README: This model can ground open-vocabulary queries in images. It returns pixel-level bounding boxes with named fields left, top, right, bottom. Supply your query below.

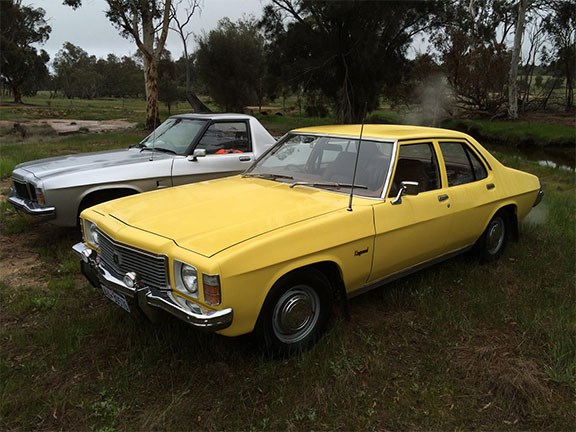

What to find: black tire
left=256, top=268, right=332, bottom=357
left=476, top=212, right=508, bottom=262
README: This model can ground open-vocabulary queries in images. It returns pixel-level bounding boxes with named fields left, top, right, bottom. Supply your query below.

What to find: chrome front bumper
left=72, top=242, right=233, bottom=331
left=7, top=193, right=56, bottom=217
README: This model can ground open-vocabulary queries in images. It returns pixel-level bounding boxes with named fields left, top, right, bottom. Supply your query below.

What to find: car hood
left=100, top=176, right=351, bottom=257
left=15, top=148, right=171, bottom=181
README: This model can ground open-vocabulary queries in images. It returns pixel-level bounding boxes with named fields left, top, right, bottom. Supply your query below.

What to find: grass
left=0, top=96, right=574, bottom=430
left=443, top=118, right=575, bottom=148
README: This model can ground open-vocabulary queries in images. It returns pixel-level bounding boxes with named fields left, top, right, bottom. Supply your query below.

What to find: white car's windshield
left=246, top=133, right=394, bottom=198
left=138, top=118, right=207, bottom=155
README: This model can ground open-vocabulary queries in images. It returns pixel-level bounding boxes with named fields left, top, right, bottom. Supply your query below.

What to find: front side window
left=388, top=142, right=440, bottom=197
left=195, top=122, right=251, bottom=154
left=247, top=134, right=394, bottom=198
left=139, top=118, right=207, bottom=155
left=440, top=141, right=487, bottom=186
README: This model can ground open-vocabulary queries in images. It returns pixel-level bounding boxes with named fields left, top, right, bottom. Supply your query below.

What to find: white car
left=8, top=113, right=276, bottom=227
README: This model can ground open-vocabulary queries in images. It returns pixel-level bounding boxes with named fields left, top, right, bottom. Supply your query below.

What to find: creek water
left=486, top=143, right=575, bottom=171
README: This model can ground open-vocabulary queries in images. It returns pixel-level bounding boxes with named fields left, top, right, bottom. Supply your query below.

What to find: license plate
left=102, top=286, right=130, bottom=313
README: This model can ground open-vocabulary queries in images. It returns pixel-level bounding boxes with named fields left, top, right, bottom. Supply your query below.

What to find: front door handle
left=438, top=194, right=449, bottom=202
left=239, top=156, right=252, bottom=162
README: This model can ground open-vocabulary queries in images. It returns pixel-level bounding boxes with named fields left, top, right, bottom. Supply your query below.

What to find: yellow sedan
left=74, top=124, right=543, bottom=356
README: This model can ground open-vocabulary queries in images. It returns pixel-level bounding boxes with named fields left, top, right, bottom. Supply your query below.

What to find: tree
left=158, top=51, right=182, bottom=114
left=53, top=42, right=100, bottom=99
left=508, top=0, right=530, bottom=119
left=431, top=0, right=516, bottom=115
left=261, top=0, right=441, bottom=123
left=0, top=0, right=51, bottom=103
left=542, top=0, right=576, bottom=111
left=170, top=0, right=200, bottom=93
left=195, top=17, right=266, bottom=112
left=95, top=54, right=144, bottom=98
left=64, top=0, right=174, bottom=129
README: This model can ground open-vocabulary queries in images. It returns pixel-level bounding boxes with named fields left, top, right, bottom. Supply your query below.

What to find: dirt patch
left=0, top=179, right=45, bottom=289
left=0, top=119, right=138, bottom=135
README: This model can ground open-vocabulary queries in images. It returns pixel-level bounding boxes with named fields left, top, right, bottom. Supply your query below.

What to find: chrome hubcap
left=486, top=217, right=505, bottom=255
left=273, top=285, right=320, bottom=344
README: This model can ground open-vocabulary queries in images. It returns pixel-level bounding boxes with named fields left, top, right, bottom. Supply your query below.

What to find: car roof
left=291, top=124, right=471, bottom=141
left=171, top=113, right=255, bottom=120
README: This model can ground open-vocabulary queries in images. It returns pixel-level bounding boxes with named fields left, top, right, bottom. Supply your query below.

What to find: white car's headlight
left=176, top=261, right=199, bottom=297
left=84, top=220, right=100, bottom=248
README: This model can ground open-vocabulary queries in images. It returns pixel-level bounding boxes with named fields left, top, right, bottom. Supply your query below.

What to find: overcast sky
left=34, top=0, right=266, bottom=61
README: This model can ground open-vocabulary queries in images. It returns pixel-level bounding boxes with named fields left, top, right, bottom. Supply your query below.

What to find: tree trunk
left=12, top=86, right=23, bottom=104
left=143, top=57, right=161, bottom=130
left=508, top=0, right=528, bottom=120
left=185, top=91, right=212, bottom=113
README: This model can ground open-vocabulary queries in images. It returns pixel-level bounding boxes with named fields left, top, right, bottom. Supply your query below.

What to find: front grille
left=12, top=179, right=35, bottom=201
left=97, top=230, right=169, bottom=291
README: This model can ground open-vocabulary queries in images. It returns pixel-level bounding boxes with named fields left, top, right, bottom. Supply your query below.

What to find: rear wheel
left=256, top=268, right=332, bottom=357
left=476, top=212, right=508, bottom=262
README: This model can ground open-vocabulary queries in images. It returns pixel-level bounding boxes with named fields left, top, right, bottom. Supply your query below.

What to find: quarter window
left=440, top=142, right=487, bottom=186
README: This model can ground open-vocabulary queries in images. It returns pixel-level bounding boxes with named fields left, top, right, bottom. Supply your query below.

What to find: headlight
left=84, top=220, right=100, bottom=248
left=177, top=262, right=198, bottom=296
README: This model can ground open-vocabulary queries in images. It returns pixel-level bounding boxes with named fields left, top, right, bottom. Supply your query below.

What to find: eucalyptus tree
left=508, top=0, right=530, bottom=119
left=261, top=0, right=442, bottom=123
left=542, top=0, right=576, bottom=111
left=431, top=0, right=517, bottom=115
left=0, top=0, right=51, bottom=103
left=64, top=0, right=176, bottom=129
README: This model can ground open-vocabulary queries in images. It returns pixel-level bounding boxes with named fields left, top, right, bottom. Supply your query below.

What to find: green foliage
left=196, top=17, right=267, bottom=112
left=261, top=1, right=443, bottom=123
left=0, top=0, right=51, bottom=103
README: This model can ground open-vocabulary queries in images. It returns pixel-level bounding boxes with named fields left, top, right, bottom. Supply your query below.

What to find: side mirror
left=188, top=148, right=207, bottom=161
left=391, top=181, right=419, bottom=205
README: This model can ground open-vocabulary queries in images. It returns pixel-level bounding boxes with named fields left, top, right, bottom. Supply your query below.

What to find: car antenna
left=347, top=103, right=367, bottom=212
left=150, top=112, right=158, bottom=160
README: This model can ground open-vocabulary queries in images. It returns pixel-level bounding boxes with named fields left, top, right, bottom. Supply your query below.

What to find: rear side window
left=196, top=122, right=251, bottom=154
left=440, top=142, right=488, bottom=186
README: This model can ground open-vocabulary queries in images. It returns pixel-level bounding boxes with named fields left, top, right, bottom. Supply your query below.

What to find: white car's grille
left=97, top=230, right=169, bottom=291
left=12, top=178, right=36, bottom=201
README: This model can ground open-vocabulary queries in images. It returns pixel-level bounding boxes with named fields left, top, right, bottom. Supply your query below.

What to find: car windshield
left=138, top=118, right=207, bottom=155
left=246, top=133, right=394, bottom=198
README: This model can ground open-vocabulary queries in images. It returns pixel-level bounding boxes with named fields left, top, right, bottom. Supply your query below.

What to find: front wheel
left=476, top=212, right=508, bottom=262
left=256, top=269, right=332, bottom=357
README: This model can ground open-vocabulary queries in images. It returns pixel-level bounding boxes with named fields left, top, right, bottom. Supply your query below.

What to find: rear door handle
left=438, top=194, right=449, bottom=202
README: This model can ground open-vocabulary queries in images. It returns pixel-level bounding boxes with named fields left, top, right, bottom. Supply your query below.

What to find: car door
left=437, top=140, right=495, bottom=251
left=171, top=120, right=255, bottom=186
left=369, top=141, right=454, bottom=282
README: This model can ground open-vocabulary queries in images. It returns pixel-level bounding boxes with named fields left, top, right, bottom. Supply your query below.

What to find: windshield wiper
left=139, top=146, right=176, bottom=154
left=289, top=181, right=368, bottom=190
left=242, top=173, right=294, bottom=181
